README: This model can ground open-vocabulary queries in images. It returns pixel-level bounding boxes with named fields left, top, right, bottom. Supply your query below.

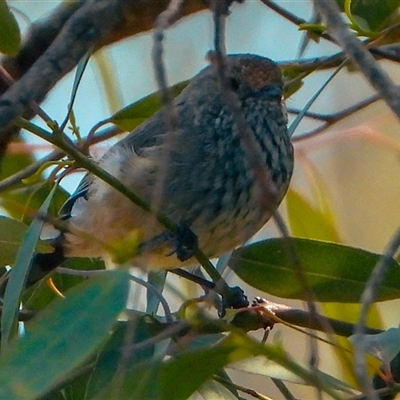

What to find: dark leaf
left=229, top=238, right=400, bottom=302
left=0, top=269, right=130, bottom=400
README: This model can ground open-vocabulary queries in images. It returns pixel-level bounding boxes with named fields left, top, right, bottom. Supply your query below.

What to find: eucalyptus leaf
left=336, top=0, right=399, bottom=30
left=22, top=257, right=106, bottom=312
left=0, top=269, right=130, bottom=400
left=0, top=216, right=51, bottom=267
left=0, top=0, right=20, bottom=55
left=85, top=315, right=161, bottom=399
left=229, top=356, right=354, bottom=393
left=1, top=185, right=57, bottom=351
left=229, top=238, right=400, bottom=302
left=111, top=81, right=188, bottom=131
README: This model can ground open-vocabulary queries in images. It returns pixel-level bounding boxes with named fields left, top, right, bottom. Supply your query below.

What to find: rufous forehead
left=240, top=60, right=282, bottom=89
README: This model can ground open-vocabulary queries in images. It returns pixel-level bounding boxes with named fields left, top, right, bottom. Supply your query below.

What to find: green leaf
left=1, top=185, right=57, bottom=351
left=286, top=189, right=383, bottom=385
left=282, top=66, right=306, bottom=98
left=98, top=331, right=343, bottom=400
left=98, top=336, right=241, bottom=400
left=336, top=0, right=400, bottom=31
left=0, top=269, right=130, bottom=400
left=220, top=333, right=342, bottom=400
left=0, top=0, right=20, bottom=55
left=159, top=346, right=236, bottom=400
left=85, top=315, right=160, bottom=399
left=229, top=238, right=400, bottom=302
left=22, top=257, right=106, bottom=312
left=0, top=139, right=38, bottom=220
left=111, top=81, right=188, bottom=131
left=229, top=356, right=354, bottom=393
left=1, top=182, right=70, bottom=225
left=196, top=380, right=239, bottom=400
left=0, top=216, right=51, bottom=266
left=286, top=189, right=340, bottom=242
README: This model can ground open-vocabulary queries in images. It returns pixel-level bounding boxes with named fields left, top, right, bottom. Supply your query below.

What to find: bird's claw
left=168, top=224, right=198, bottom=261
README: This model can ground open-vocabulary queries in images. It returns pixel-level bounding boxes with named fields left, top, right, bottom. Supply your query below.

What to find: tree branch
left=314, top=0, right=400, bottom=122
left=0, top=0, right=207, bottom=159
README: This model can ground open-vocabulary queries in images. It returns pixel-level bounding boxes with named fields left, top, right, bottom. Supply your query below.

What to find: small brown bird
left=28, top=53, right=294, bottom=285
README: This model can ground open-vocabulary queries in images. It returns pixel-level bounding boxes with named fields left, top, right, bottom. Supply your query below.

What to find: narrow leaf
left=286, top=188, right=383, bottom=384
left=229, top=238, right=400, bottom=302
left=111, top=81, right=188, bottom=131
left=0, top=0, right=20, bottom=55
left=229, top=356, right=354, bottom=393
left=0, top=216, right=51, bottom=266
left=22, top=257, right=106, bottom=312
left=336, top=0, right=399, bottom=30
left=1, top=184, right=57, bottom=351
left=85, top=316, right=159, bottom=399
left=0, top=269, right=129, bottom=400
left=286, top=189, right=340, bottom=242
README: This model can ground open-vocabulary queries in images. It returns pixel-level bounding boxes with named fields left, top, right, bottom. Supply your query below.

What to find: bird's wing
left=117, top=108, right=168, bottom=153
left=58, top=108, right=168, bottom=220
left=59, top=173, right=93, bottom=220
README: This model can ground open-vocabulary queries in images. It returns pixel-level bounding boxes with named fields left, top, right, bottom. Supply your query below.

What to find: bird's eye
left=261, top=85, right=282, bottom=100
left=228, top=78, right=240, bottom=91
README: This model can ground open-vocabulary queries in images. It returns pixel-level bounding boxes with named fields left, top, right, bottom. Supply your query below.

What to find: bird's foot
left=140, top=224, right=198, bottom=262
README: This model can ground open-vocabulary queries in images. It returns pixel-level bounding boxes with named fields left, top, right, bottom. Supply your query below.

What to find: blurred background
left=5, top=0, right=400, bottom=398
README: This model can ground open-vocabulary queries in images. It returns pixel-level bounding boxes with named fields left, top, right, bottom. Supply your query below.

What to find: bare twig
left=210, top=5, right=279, bottom=225
left=260, top=0, right=335, bottom=43
left=124, top=320, right=189, bottom=354
left=0, top=124, right=122, bottom=192
left=353, top=228, right=400, bottom=400
left=314, top=0, right=400, bottom=122
left=149, top=0, right=233, bottom=292
left=0, top=306, right=36, bottom=322
left=0, top=0, right=207, bottom=158
left=129, top=274, right=173, bottom=323
left=254, top=298, right=382, bottom=338
left=213, top=374, right=274, bottom=400
left=291, top=93, right=380, bottom=141
left=151, top=0, right=184, bottom=227
left=56, top=266, right=173, bottom=321
left=271, top=379, right=297, bottom=400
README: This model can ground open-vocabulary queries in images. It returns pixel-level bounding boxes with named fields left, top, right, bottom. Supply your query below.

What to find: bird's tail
left=26, top=241, right=65, bottom=286
left=0, top=238, right=65, bottom=298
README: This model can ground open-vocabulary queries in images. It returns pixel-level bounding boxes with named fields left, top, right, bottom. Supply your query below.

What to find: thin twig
left=291, top=93, right=380, bottom=142
left=150, top=0, right=232, bottom=293
left=0, top=124, right=123, bottom=192
left=124, top=320, right=188, bottom=354
left=151, top=0, right=186, bottom=256
left=57, top=266, right=173, bottom=321
left=254, top=298, right=382, bottom=338
left=314, top=0, right=400, bottom=121
left=353, top=228, right=400, bottom=400
left=213, top=374, right=274, bottom=400
left=211, top=4, right=280, bottom=228
left=55, top=267, right=106, bottom=277
left=260, top=0, right=335, bottom=43
left=129, top=274, right=173, bottom=323
left=271, top=378, right=297, bottom=400
left=349, top=384, right=400, bottom=400
left=271, top=213, right=322, bottom=396
left=0, top=306, right=36, bottom=322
